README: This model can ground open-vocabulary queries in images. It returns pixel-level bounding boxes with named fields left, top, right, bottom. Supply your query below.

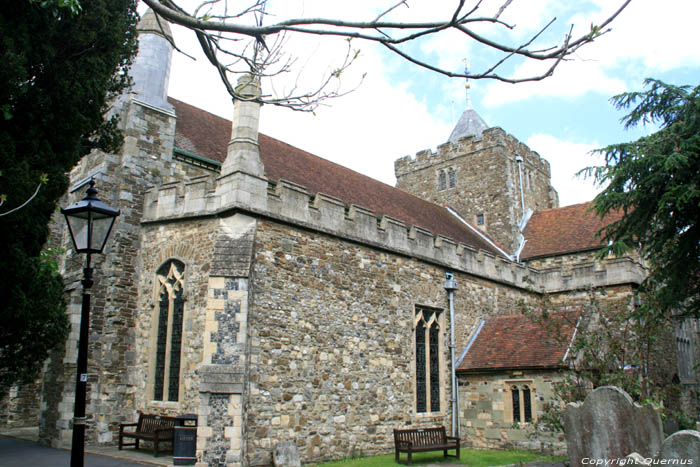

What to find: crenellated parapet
left=395, top=126, right=551, bottom=178
left=141, top=173, right=645, bottom=294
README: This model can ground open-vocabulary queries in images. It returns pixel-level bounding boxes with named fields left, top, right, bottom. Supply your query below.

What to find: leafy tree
left=0, top=0, right=138, bottom=391
left=582, top=79, right=700, bottom=318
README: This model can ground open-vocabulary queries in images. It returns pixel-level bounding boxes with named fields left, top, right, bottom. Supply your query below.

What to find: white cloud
left=526, top=133, right=604, bottom=207
left=482, top=57, right=627, bottom=107
left=482, top=0, right=700, bottom=107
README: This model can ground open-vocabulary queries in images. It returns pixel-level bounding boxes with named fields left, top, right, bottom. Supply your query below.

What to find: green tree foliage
left=582, top=79, right=700, bottom=317
left=0, top=0, right=138, bottom=391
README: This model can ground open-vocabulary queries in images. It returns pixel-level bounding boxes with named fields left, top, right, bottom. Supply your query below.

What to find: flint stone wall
left=563, top=386, right=663, bottom=466
left=245, top=218, right=539, bottom=465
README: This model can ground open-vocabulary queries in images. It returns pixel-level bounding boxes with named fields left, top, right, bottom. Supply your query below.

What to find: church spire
left=447, top=60, right=488, bottom=144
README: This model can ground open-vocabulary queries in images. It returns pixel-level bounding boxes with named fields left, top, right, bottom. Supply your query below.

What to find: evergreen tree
left=0, top=0, right=138, bottom=390
left=584, top=79, right=700, bottom=318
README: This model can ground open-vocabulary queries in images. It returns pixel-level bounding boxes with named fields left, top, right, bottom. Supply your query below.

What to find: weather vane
left=463, top=58, right=472, bottom=109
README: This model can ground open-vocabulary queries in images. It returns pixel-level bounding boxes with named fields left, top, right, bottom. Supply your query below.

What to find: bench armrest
left=445, top=436, right=459, bottom=442
left=119, top=423, right=138, bottom=436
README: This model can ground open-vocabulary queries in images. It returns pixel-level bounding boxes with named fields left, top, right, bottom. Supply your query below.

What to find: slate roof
left=521, top=202, right=623, bottom=260
left=168, top=97, right=504, bottom=257
left=448, top=108, right=489, bottom=144
left=457, top=311, right=579, bottom=373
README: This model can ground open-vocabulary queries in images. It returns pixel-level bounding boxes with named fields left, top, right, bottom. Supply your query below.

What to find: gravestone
left=563, top=386, right=663, bottom=466
left=657, top=430, right=700, bottom=461
left=273, top=441, right=301, bottom=467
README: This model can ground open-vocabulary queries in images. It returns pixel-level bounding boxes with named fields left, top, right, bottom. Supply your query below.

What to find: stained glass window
left=429, top=322, right=440, bottom=412
left=512, top=386, right=521, bottom=422
left=523, top=386, right=532, bottom=422
left=415, top=307, right=442, bottom=413
left=153, top=259, right=185, bottom=402
left=415, top=321, right=427, bottom=413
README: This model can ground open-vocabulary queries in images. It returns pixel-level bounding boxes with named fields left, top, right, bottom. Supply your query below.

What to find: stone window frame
left=505, top=380, right=536, bottom=424
left=413, top=305, right=446, bottom=416
left=476, top=213, right=485, bottom=226
left=147, top=258, right=188, bottom=406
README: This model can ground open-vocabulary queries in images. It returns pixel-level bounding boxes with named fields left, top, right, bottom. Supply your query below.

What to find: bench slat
left=393, top=426, right=459, bottom=466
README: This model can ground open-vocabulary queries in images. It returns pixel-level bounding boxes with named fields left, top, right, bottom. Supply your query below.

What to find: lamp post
left=61, top=179, right=120, bottom=467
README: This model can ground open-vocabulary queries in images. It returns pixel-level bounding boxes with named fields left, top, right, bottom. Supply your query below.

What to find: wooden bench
left=119, top=412, right=178, bottom=457
left=393, top=426, right=460, bottom=465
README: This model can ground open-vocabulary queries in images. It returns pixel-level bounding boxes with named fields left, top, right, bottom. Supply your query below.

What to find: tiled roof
left=457, top=311, right=579, bottom=372
left=521, top=202, right=623, bottom=260
left=168, top=97, right=503, bottom=256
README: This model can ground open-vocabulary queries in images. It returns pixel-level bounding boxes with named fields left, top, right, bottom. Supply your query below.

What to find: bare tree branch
left=141, top=0, right=633, bottom=111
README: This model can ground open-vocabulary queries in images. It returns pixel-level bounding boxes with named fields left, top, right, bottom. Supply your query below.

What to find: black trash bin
left=174, top=413, right=198, bottom=466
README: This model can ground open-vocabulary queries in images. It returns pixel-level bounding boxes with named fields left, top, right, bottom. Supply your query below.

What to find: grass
left=307, top=448, right=565, bottom=467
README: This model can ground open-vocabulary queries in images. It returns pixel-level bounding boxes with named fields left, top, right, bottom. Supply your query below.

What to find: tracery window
left=415, top=307, right=442, bottom=413
left=509, top=383, right=534, bottom=423
left=153, top=259, right=185, bottom=402
left=438, top=170, right=447, bottom=191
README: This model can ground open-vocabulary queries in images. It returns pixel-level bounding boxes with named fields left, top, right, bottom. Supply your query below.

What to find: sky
left=157, top=0, right=700, bottom=207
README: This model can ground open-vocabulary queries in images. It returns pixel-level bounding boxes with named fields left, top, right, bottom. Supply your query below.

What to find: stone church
left=2, top=9, right=674, bottom=466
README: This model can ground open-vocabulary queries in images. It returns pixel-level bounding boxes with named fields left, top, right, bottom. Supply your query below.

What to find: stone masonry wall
left=133, top=218, right=219, bottom=418
left=458, top=370, right=567, bottom=455
left=244, top=218, right=541, bottom=465
left=1, top=380, right=43, bottom=427
left=40, top=98, right=212, bottom=448
left=395, top=128, right=558, bottom=252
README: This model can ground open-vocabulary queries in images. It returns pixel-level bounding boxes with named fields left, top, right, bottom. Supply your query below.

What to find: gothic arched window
left=448, top=168, right=456, bottom=188
left=415, top=307, right=442, bottom=413
left=153, top=259, right=185, bottom=402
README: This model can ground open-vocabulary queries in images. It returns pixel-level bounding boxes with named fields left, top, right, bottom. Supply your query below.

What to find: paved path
left=0, top=436, right=155, bottom=467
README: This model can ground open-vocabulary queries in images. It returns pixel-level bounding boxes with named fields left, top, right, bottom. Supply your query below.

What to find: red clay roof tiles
left=521, top=202, right=623, bottom=260
left=168, top=97, right=504, bottom=256
left=457, top=310, right=579, bottom=372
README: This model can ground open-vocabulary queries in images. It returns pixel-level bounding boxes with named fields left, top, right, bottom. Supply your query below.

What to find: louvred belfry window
left=153, top=259, right=185, bottom=402
left=438, top=171, right=447, bottom=190
left=415, top=307, right=442, bottom=413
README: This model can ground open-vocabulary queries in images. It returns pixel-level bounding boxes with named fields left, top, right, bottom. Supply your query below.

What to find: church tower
left=395, top=89, right=558, bottom=253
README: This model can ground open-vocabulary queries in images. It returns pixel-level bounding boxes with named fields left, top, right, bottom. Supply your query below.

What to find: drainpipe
left=515, top=155, right=526, bottom=220
left=444, top=273, right=459, bottom=438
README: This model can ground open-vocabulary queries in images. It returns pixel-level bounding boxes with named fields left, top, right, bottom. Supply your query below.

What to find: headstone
left=657, top=430, right=700, bottom=462
left=563, top=386, right=663, bottom=466
left=273, top=441, right=301, bottom=467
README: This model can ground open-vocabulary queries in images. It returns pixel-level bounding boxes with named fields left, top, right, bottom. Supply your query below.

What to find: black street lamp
left=61, top=179, right=119, bottom=467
